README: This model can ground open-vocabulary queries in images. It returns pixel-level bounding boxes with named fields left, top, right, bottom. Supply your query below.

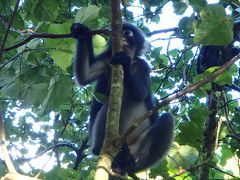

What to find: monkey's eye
left=123, top=30, right=134, bottom=37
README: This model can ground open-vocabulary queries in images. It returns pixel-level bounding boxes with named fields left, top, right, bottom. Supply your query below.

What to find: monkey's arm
left=124, top=62, right=150, bottom=101
left=110, top=52, right=150, bottom=101
left=75, top=40, right=108, bottom=85
left=71, top=23, right=109, bottom=85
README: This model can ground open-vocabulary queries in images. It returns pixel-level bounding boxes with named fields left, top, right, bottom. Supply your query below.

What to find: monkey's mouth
left=122, top=39, right=134, bottom=49
left=122, top=38, right=129, bottom=46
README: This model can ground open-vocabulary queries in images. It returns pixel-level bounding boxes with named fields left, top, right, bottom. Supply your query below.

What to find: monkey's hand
left=110, top=52, right=131, bottom=71
left=71, top=23, right=91, bottom=39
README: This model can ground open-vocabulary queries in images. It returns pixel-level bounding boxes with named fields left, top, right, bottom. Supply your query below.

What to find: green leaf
left=99, top=6, right=111, bottom=21
left=220, top=144, right=234, bottom=166
left=153, top=15, right=160, bottom=24
left=163, top=78, right=174, bottom=89
left=149, top=159, right=169, bottom=178
left=44, top=167, right=80, bottom=180
left=93, top=35, right=107, bottom=55
left=230, top=64, right=238, bottom=75
left=24, top=0, right=59, bottom=22
left=205, top=66, right=219, bottom=73
left=194, top=88, right=208, bottom=97
left=205, top=67, right=232, bottom=86
left=75, top=5, right=100, bottom=28
left=228, top=98, right=239, bottom=111
left=178, top=16, right=195, bottom=37
left=158, top=54, right=169, bottom=67
left=189, top=0, right=205, bottom=11
left=171, top=145, right=199, bottom=168
left=41, top=75, right=73, bottom=113
left=169, top=49, right=179, bottom=58
left=177, top=107, right=209, bottom=149
left=48, top=22, right=71, bottom=34
left=194, top=4, right=233, bottom=45
left=12, top=13, right=24, bottom=29
left=143, top=0, right=165, bottom=6
left=173, top=1, right=188, bottom=15
left=93, top=92, right=108, bottom=104
left=214, top=71, right=232, bottom=86
left=50, top=51, right=73, bottom=71
left=194, top=74, right=212, bottom=91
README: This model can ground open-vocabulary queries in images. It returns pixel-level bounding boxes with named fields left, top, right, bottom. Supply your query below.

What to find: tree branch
left=221, top=91, right=240, bottom=141
left=0, top=107, right=17, bottom=174
left=199, top=92, right=218, bottom=179
left=2, top=26, right=179, bottom=53
left=0, top=0, right=20, bottom=61
left=122, top=54, right=240, bottom=143
left=0, top=106, right=40, bottom=179
left=3, top=33, right=72, bottom=52
left=146, top=27, right=178, bottom=36
left=20, top=142, right=80, bottom=161
left=3, top=29, right=110, bottom=52
left=94, top=1, right=123, bottom=180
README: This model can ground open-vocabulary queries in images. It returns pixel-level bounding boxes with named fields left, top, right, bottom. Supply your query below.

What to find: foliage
left=0, top=0, right=240, bottom=179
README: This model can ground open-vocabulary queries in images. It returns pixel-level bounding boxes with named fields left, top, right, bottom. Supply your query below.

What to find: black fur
left=197, top=45, right=239, bottom=74
left=71, top=22, right=175, bottom=174
left=196, top=44, right=240, bottom=92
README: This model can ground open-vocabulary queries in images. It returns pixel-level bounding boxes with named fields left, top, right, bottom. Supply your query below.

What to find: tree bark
left=199, top=92, right=218, bottom=179
left=94, top=1, right=123, bottom=179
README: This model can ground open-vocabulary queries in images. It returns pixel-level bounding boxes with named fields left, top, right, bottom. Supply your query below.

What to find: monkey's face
left=121, top=23, right=145, bottom=58
left=122, top=29, right=139, bottom=59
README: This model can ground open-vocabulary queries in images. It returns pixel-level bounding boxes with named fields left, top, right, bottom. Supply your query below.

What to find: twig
left=164, top=161, right=236, bottom=179
left=3, top=26, right=180, bottom=53
left=164, top=163, right=203, bottom=180
left=146, top=27, right=178, bottom=36
left=3, top=33, right=72, bottom=52
left=199, top=92, right=218, bottom=179
left=0, top=106, right=40, bottom=179
left=0, top=0, right=20, bottom=61
left=20, top=142, right=79, bottom=161
left=206, top=163, right=236, bottom=178
left=0, top=107, right=16, bottom=173
left=214, top=117, right=223, bottom=150
left=3, top=29, right=110, bottom=52
left=122, top=54, right=240, bottom=143
left=221, top=91, right=240, bottom=141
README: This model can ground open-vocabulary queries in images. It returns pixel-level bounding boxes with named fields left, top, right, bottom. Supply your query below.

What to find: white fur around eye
left=123, top=30, right=134, bottom=37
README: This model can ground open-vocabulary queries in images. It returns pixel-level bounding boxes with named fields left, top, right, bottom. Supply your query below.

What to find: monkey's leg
left=130, top=113, right=175, bottom=172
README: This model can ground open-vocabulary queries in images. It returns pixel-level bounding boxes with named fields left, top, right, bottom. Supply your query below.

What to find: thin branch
left=0, top=107, right=17, bottom=173
left=199, top=92, right=218, bottom=179
left=146, top=27, right=178, bottom=36
left=164, top=161, right=236, bottom=180
left=0, top=0, right=20, bottom=61
left=3, top=26, right=179, bottom=53
left=20, top=142, right=79, bottom=161
left=0, top=106, right=40, bottom=179
left=3, top=29, right=110, bottom=52
left=214, top=117, right=223, bottom=150
left=164, top=163, right=203, bottom=180
left=73, top=137, right=89, bottom=170
left=221, top=91, right=240, bottom=141
left=3, top=33, right=72, bottom=52
left=122, top=54, right=240, bottom=143
left=206, top=163, right=236, bottom=178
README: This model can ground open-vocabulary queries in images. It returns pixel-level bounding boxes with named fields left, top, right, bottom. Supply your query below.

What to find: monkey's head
left=121, top=22, right=146, bottom=58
